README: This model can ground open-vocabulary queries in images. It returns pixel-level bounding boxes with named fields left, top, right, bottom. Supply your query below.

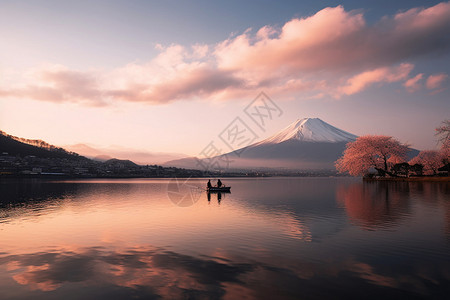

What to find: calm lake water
left=0, top=177, right=449, bottom=299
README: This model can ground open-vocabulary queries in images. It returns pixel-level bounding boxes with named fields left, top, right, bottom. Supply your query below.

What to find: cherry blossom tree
left=436, top=120, right=450, bottom=143
left=436, top=120, right=450, bottom=168
left=335, top=135, right=409, bottom=176
left=409, top=150, right=443, bottom=175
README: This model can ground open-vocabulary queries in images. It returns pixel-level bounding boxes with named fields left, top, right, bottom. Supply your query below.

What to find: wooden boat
left=207, top=186, right=231, bottom=193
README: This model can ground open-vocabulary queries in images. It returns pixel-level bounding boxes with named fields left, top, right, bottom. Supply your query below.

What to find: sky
left=0, top=0, right=449, bottom=158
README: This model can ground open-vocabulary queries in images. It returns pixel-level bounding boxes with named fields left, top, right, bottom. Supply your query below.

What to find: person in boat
left=217, top=179, right=222, bottom=188
left=207, top=180, right=212, bottom=189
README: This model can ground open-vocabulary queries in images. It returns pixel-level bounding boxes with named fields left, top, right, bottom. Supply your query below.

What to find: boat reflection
left=207, top=190, right=230, bottom=204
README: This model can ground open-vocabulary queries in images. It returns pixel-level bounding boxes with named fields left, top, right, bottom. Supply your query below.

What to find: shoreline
left=0, top=174, right=350, bottom=180
left=363, top=177, right=450, bottom=182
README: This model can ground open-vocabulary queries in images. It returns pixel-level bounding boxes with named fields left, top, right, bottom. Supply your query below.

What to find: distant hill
left=64, top=143, right=187, bottom=165
left=104, top=158, right=139, bottom=168
left=0, top=130, right=211, bottom=178
left=0, top=130, right=88, bottom=160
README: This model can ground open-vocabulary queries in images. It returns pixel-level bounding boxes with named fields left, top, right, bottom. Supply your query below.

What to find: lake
left=0, top=177, right=449, bottom=299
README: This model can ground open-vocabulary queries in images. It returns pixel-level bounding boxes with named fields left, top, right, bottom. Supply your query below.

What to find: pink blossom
left=335, top=135, right=409, bottom=176
left=409, top=150, right=444, bottom=175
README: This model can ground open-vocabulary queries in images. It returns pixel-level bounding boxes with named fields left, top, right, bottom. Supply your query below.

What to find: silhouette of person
left=207, top=179, right=212, bottom=189
left=217, top=179, right=222, bottom=188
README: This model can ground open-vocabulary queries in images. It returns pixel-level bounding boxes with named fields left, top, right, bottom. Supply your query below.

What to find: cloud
left=0, top=66, right=106, bottom=107
left=1, top=2, right=450, bottom=106
left=426, top=73, right=448, bottom=90
left=108, top=67, right=245, bottom=104
left=403, top=73, right=424, bottom=92
left=214, top=6, right=367, bottom=74
left=214, top=3, right=450, bottom=74
left=339, top=64, right=414, bottom=96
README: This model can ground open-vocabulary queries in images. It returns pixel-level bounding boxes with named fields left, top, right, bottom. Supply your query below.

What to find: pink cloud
left=108, top=68, right=244, bottom=104
left=1, top=2, right=449, bottom=106
left=339, top=64, right=414, bottom=96
left=191, top=44, right=209, bottom=59
left=214, top=3, right=450, bottom=76
left=426, top=73, right=448, bottom=89
left=215, top=6, right=367, bottom=74
left=403, top=73, right=424, bottom=92
left=0, top=67, right=106, bottom=106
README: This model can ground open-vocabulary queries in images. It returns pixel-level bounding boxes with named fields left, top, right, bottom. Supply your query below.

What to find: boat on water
left=207, top=186, right=231, bottom=193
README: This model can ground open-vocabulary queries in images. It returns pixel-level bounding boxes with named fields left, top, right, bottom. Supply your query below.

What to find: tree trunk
left=375, top=167, right=397, bottom=178
left=383, top=157, right=388, bottom=175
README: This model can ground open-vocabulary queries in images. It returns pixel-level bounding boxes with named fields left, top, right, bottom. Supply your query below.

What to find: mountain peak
left=293, top=117, right=320, bottom=126
left=259, top=117, right=357, bottom=144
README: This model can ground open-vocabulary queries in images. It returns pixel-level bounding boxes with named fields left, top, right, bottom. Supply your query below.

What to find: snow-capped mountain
left=165, top=118, right=357, bottom=171
left=255, top=118, right=357, bottom=144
